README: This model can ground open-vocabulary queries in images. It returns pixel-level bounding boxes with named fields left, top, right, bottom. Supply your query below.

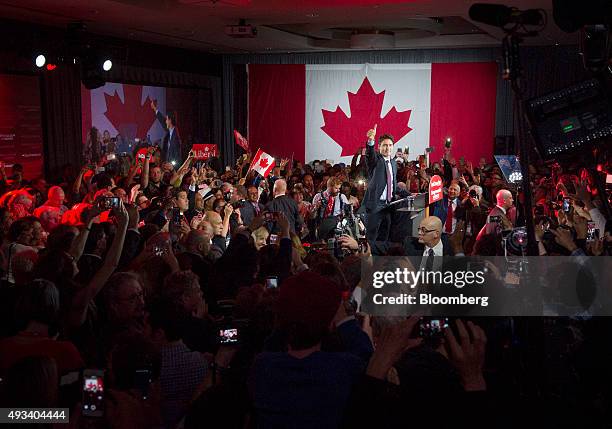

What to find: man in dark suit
left=151, top=100, right=181, bottom=164
left=362, top=125, right=398, bottom=242
left=339, top=216, right=466, bottom=259
left=432, top=181, right=466, bottom=235
left=239, top=185, right=264, bottom=227
left=265, top=179, right=303, bottom=234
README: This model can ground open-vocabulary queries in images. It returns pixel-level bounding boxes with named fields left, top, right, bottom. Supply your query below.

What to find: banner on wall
left=248, top=63, right=498, bottom=164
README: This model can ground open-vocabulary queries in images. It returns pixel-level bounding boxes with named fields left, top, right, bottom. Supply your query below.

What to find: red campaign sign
left=192, top=144, right=218, bottom=160
left=429, top=174, right=443, bottom=204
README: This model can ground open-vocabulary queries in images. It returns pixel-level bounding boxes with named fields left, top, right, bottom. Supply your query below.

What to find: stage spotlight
left=102, top=59, right=112, bottom=71
left=35, top=54, right=46, bottom=68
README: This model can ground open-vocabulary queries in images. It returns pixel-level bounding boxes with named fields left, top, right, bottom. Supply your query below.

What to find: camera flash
left=171, top=161, right=176, bottom=166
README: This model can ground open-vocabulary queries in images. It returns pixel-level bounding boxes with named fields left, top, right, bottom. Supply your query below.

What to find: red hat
left=278, top=271, right=342, bottom=331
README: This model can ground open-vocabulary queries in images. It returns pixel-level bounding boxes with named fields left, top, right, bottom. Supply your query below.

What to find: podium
left=390, top=193, right=429, bottom=237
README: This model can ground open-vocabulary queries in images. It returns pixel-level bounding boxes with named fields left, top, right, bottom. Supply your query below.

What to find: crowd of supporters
left=0, top=133, right=610, bottom=428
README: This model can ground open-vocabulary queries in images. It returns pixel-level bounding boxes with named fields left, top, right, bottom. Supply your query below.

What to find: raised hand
left=444, top=320, right=487, bottom=391
left=366, top=316, right=421, bottom=380
left=130, top=184, right=141, bottom=203
left=366, top=124, right=377, bottom=142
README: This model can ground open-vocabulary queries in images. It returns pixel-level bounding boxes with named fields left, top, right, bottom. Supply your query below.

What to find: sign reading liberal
left=429, top=174, right=443, bottom=204
left=192, top=144, right=218, bottom=160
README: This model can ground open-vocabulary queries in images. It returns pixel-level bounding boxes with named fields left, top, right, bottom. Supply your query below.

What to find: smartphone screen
left=82, top=370, right=105, bottom=417
left=269, top=234, right=278, bottom=245
left=418, top=317, right=449, bottom=339
left=218, top=328, right=240, bottom=345
left=266, top=276, right=278, bottom=289
left=563, top=198, right=571, bottom=213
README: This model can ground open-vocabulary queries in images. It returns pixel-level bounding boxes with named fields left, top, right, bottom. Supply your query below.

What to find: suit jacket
left=240, top=201, right=265, bottom=227
left=265, top=195, right=303, bottom=234
left=362, top=142, right=398, bottom=212
left=368, top=235, right=455, bottom=257
left=432, top=196, right=466, bottom=230
left=475, top=205, right=512, bottom=240
left=155, top=111, right=182, bottom=164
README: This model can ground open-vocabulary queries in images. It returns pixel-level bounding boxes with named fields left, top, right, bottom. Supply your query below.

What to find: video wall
left=0, top=74, right=44, bottom=179
left=81, top=82, right=213, bottom=155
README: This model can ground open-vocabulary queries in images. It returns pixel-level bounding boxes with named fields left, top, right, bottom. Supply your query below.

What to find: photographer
left=311, top=177, right=349, bottom=240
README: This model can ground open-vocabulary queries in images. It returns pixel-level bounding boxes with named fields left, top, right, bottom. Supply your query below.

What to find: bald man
left=265, top=179, right=303, bottom=234
left=33, top=186, right=68, bottom=231
left=475, top=189, right=514, bottom=240
left=204, top=210, right=227, bottom=254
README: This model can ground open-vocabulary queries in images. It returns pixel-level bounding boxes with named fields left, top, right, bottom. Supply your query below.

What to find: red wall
left=0, top=74, right=44, bottom=179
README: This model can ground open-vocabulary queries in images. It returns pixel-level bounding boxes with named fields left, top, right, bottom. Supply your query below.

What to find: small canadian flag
left=249, top=148, right=276, bottom=178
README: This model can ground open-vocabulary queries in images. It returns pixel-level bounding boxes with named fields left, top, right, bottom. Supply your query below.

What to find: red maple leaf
left=104, top=86, right=156, bottom=140
left=321, top=77, right=412, bottom=156
left=259, top=158, right=269, bottom=168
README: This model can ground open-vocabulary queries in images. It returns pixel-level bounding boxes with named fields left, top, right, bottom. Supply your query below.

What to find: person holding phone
left=361, top=125, right=399, bottom=242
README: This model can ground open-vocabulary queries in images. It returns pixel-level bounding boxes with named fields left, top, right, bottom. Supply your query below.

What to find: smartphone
left=153, top=245, right=167, bottom=257
left=265, top=276, right=278, bottom=289
left=217, top=327, right=240, bottom=345
left=586, top=222, right=599, bottom=242
left=358, top=237, right=369, bottom=253
left=563, top=198, right=571, bottom=213
left=171, top=207, right=181, bottom=226
left=82, top=369, right=105, bottom=417
left=418, top=317, right=449, bottom=339
left=106, top=153, right=116, bottom=161
left=444, top=137, right=452, bottom=148
left=97, top=197, right=120, bottom=210
left=269, top=234, right=278, bottom=245
left=134, top=368, right=153, bottom=400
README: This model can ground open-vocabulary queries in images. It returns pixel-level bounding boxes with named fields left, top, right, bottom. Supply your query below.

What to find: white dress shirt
left=419, top=239, right=444, bottom=271
left=379, top=156, right=393, bottom=201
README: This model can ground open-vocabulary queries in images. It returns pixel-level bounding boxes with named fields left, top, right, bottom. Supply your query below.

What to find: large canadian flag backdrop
left=248, top=62, right=498, bottom=164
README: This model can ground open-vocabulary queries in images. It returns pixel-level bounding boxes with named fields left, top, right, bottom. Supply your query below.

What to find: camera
left=232, top=199, right=246, bottom=209
left=469, top=189, right=478, bottom=199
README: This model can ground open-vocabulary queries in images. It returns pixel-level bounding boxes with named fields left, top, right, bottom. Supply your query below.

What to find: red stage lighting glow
left=46, top=64, right=57, bottom=71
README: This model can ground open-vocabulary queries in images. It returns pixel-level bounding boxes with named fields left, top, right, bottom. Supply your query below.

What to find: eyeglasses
left=417, top=227, right=437, bottom=234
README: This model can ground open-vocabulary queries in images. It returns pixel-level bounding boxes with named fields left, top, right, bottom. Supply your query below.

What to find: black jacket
left=362, top=141, right=398, bottom=212
left=239, top=201, right=264, bottom=227
left=265, top=195, right=303, bottom=234
left=155, top=110, right=182, bottom=163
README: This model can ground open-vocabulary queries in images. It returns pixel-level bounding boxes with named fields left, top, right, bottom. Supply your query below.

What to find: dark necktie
left=425, top=248, right=435, bottom=271
left=386, top=160, right=393, bottom=202
left=445, top=199, right=454, bottom=233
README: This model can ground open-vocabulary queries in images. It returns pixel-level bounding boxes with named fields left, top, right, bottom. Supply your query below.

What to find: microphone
left=469, top=3, right=544, bottom=27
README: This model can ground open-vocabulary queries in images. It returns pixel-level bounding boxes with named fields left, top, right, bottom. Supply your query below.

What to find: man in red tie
left=434, top=181, right=465, bottom=235
left=311, top=177, right=349, bottom=239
